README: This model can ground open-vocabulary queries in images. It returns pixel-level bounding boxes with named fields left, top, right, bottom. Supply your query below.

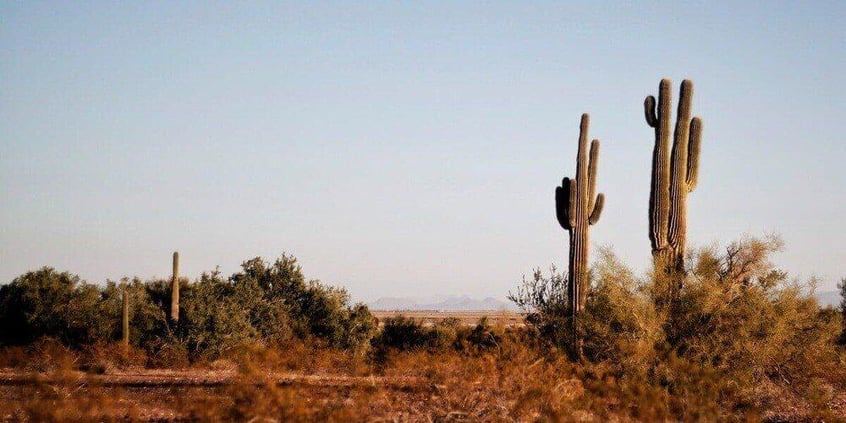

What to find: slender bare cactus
left=644, top=79, right=702, bottom=275
left=121, top=287, right=129, bottom=348
left=170, top=251, right=180, bottom=322
left=555, top=113, right=604, bottom=360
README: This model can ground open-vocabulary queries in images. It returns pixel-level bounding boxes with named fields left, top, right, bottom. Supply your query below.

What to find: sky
left=1, top=1, right=844, bottom=302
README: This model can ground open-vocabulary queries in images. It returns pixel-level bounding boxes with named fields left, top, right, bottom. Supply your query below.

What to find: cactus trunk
left=121, top=288, right=129, bottom=348
left=170, top=251, right=180, bottom=322
left=555, top=114, right=604, bottom=360
left=644, top=79, right=702, bottom=277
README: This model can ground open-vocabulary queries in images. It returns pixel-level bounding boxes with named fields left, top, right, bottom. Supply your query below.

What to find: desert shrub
left=296, top=282, right=360, bottom=344
left=462, top=317, right=502, bottom=351
left=580, top=248, right=662, bottom=369
left=227, top=255, right=376, bottom=350
left=178, top=269, right=259, bottom=359
left=426, top=317, right=462, bottom=351
left=0, top=268, right=176, bottom=351
left=372, top=316, right=428, bottom=352
left=372, top=316, right=506, bottom=360
left=512, top=234, right=845, bottom=418
left=145, top=338, right=191, bottom=368
left=0, top=253, right=375, bottom=360
left=667, top=236, right=842, bottom=393
left=507, top=266, right=570, bottom=348
left=79, top=342, right=148, bottom=373
left=0, top=268, right=104, bottom=346
left=508, top=251, right=660, bottom=364
left=147, top=253, right=377, bottom=359
left=22, top=337, right=80, bottom=373
left=343, top=303, right=379, bottom=351
left=100, top=278, right=172, bottom=350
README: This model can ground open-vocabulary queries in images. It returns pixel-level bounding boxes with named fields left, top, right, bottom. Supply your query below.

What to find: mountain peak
left=369, top=295, right=517, bottom=311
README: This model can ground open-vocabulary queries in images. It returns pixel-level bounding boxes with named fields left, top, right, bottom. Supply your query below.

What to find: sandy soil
left=1, top=368, right=843, bottom=421
left=0, top=368, right=429, bottom=421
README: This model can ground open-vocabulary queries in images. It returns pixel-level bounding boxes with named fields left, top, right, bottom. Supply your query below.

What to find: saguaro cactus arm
left=567, top=178, right=576, bottom=228
left=587, top=139, right=603, bottom=225
left=555, top=177, right=573, bottom=230
left=587, top=139, right=599, bottom=212
left=589, top=193, right=604, bottom=225
left=644, top=96, right=658, bottom=127
left=686, top=117, right=702, bottom=191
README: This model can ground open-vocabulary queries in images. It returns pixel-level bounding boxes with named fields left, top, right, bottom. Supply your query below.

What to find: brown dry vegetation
left=371, top=310, right=523, bottom=327
left=0, top=331, right=844, bottom=422
left=0, top=235, right=845, bottom=421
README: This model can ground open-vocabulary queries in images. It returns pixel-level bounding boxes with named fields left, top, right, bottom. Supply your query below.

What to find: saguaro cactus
left=122, top=287, right=129, bottom=348
left=644, top=79, right=702, bottom=274
left=555, top=113, right=604, bottom=359
left=170, top=251, right=180, bottom=322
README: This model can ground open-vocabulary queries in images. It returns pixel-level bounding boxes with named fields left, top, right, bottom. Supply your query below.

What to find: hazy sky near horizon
left=2, top=1, right=844, bottom=301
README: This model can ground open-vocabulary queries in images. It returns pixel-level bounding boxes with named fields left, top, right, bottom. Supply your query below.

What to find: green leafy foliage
left=511, top=234, right=844, bottom=414
left=0, top=268, right=103, bottom=345
left=372, top=316, right=430, bottom=352
left=178, top=270, right=260, bottom=358
left=0, top=254, right=377, bottom=360
left=226, top=255, right=377, bottom=350
left=507, top=266, right=570, bottom=348
left=371, top=315, right=502, bottom=362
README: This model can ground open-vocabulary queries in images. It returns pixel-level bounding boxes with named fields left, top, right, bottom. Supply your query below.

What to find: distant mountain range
left=368, top=295, right=518, bottom=311
left=369, top=292, right=842, bottom=311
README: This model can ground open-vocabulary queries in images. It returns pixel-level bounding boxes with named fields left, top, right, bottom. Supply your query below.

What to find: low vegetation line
left=0, top=369, right=425, bottom=390
left=370, top=310, right=525, bottom=327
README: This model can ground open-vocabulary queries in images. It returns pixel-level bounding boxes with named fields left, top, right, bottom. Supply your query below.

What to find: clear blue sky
left=2, top=1, right=844, bottom=301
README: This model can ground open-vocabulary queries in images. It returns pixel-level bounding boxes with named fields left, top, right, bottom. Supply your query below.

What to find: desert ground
left=0, top=368, right=428, bottom=421
left=1, top=362, right=844, bottom=422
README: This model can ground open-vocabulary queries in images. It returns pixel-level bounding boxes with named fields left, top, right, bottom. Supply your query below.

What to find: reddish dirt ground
left=0, top=369, right=430, bottom=421
left=1, top=368, right=843, bottom=421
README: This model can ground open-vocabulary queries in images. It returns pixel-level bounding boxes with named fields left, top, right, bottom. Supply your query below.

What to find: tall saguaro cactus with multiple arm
left=171, top=251, right=180, bottom=322
left=555, top=113, right=604, bottom=359
left=644, top=79, right=702, bottom=275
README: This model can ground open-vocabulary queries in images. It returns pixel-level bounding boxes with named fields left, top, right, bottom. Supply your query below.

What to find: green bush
left=0, top=254, right=377, bottom=359
left=463, top=317, right=501, bottom=351
left=101, top=278, right=172, bottom=349
left=178, top=270, right=259, bottom=358
left=226, top=255, right=376, bottom=350
left=372, top=316, right=429, bottom=352
left=507, top=266, right=570, bottom=348
left=512, top=234, right=845, bottom=414
left=426, top=317, right=462, bottom=351
left=0, top=268, right=103, bottom=346
left=371, top=315, right=504, bottom=358
left=173, top=255, right=378, bottom=358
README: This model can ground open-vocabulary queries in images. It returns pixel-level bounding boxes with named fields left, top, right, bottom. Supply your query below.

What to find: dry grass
left=371, top=310, right=524, bottom=327
left=1, top=333, right=844, bottom=422
left=1, top=236, right=844, bottom=421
